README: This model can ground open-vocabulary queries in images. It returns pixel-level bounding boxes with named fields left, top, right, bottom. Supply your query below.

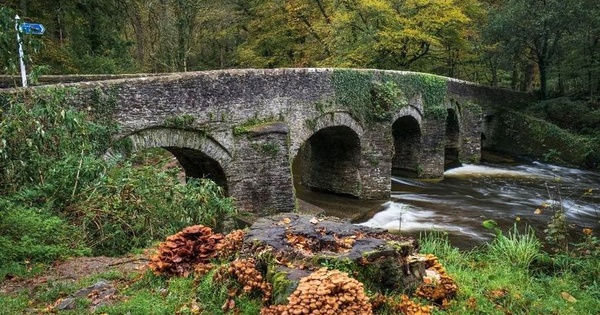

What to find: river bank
left=1, top=225, right=598, bottom=315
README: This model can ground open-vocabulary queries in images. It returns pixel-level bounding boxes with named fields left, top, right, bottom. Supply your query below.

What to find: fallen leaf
left=534, top=208, right=542, bottom=214
left=561, top=292, right=577, bottom=303
left=277, top=217, right=292, bottom=225
left=466, top=297, right=477, bottom=310
left=488, top=289, right=507, bottom=299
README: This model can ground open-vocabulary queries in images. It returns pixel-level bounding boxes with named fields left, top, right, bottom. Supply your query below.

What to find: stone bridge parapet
left=1, top=68, right=534, bottom=215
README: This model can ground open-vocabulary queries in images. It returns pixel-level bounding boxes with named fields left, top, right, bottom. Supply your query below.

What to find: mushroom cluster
left=396, top=295, right=433, bottom=315
left=415, top=274, right=457, bottom=306
left=215, top=258, right=272, bottom=303
left=371, top=293, right=432, bottom=315
left=215, top=229, right=245, bottom=260
left=148, top=225, right=223, bottom=276
left=415, top=254, right=458, bottom=306
left=423, top=254, right=446, bottom=274
left=261, top=268, right=372, bottom=315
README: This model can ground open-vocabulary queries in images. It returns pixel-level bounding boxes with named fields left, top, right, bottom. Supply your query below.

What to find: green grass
left=1, top=237, right=598, bottom=315
left=486, top=224, right=541, bottom=269
left=419, top=230, right=600, bottom=315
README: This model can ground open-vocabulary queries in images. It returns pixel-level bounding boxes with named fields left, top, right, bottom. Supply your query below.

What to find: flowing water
left=295, top=157, right=600, bottom=249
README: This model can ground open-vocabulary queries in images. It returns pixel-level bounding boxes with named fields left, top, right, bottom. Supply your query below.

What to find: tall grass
left=71, top=156, right=237, bottom=256
left=418, top=228, right=600, bottom=314
left=486, top=224, right=541, bottom=269
left=418, top=230, right=467, bottom=266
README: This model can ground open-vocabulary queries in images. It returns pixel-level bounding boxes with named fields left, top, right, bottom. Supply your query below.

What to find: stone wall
left=446, top=79, right=535, bottom=111
left=457, top=103, right=484, bottom=164
left=0, top=74, right=163, bottom=89
left=358, top=121, right=393, bottom=199
left=417, top=116, right=446, bottom=178
left=228, top=123, right=295, bottom=215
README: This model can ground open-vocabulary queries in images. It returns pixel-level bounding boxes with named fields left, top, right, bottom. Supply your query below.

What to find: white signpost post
left=14, top=15, right=46, bottom=88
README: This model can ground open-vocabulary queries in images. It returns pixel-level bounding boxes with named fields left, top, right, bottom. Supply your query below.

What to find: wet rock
left=56, top=280, right=117, bottom=311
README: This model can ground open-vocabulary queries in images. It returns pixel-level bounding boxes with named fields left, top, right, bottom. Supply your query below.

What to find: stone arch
left=115, top=128, right=232, bottom=192
left=392, top=114, right=422, bottom=177
left=391, top=105, right=423, bottom=128
left=293, top=112, right=364, bottom=161
left=481, top=132, right=489, bottom=149
left=445, top=107, right=461, bottom=169
left=297, top=122, right=362, bottom=197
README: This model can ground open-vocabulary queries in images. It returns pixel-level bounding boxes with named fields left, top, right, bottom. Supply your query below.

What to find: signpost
left=14, top=15, right=45, bottom=87
left=19, top=23, right=46, bottom=35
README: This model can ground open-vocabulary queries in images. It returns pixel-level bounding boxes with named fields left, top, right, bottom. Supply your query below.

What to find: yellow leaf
left=534, top=209, right=542, bottom=215
left=561, top=292, right=577, bottom=303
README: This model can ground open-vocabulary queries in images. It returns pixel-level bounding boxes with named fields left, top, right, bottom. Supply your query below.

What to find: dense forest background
left=1, top=0, right=599, bottom=99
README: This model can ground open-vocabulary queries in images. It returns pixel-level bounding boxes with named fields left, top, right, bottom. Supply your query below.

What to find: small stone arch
left=392, top=114, right=423, bottom=177
left=392, top=93, right=424, bottom=125
left=295, top=113, right=363, bottom=197
left=112, top=128, right=232, bottom=192
left=445, top=107, right=461, bottom=169
left=293, top=112, right=364, bottom=161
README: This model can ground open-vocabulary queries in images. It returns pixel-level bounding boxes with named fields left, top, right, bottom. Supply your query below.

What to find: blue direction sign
left=19, top=23, right=45, bottom=35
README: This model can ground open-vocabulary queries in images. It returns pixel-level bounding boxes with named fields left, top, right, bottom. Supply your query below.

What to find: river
left=295, top=156, right=600, bottom=249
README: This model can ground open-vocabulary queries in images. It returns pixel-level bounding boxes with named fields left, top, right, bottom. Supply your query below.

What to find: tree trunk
left=539, top=58, right=548, bottom=100
left=511, top=61, right=519, bottom=90
left=520, top=62, right=536, bottom=93
left=20, top=0, right=27, bottom=16
left=557, top=71, right=564, bottom=96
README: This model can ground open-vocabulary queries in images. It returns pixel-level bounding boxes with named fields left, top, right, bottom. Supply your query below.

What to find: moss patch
left=163, top=114, right=195, bottom=128
left=494, top=110, right=600, bottom=168
left=232, top=117, right=282, bottom=136
left=331, top=70, right=449, bottom=124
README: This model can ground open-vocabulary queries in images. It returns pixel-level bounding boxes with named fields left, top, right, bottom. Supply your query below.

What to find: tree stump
left=241, top=213, right=427, bottom=302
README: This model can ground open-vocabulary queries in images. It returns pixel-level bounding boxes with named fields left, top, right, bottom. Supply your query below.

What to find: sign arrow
left=19, top=22, right=46, bottom=35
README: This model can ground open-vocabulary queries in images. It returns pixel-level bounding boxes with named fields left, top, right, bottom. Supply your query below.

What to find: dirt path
left=0, top=255, right=149, bottom=295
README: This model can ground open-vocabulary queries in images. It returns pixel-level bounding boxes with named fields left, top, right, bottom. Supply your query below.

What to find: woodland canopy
left=1, top=0, right=600, bottom=99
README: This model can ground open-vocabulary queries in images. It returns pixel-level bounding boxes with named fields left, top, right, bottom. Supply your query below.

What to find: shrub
left=0, top=88, right=114, bottom=208
left=1, top=88, right=237, bottom=259
left=70, top=157, right=236, bottom=256
left=0, top=199, right=90, bottom=264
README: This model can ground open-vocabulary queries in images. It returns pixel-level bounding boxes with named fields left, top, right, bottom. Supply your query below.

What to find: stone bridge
left=3, top=68, right=533, bottom=215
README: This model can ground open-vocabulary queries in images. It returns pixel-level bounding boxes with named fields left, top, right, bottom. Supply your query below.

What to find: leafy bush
left=1, top=88, right=237, bottom=260
left=0, top=88, right=114, bottom=208
left=0, top=199, right=90, bottom=264
left=494, top=110, right=600, bottom=169
left=70, top=154, right=236, bottom=256
left=526, top=97, right=600, bottom=135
